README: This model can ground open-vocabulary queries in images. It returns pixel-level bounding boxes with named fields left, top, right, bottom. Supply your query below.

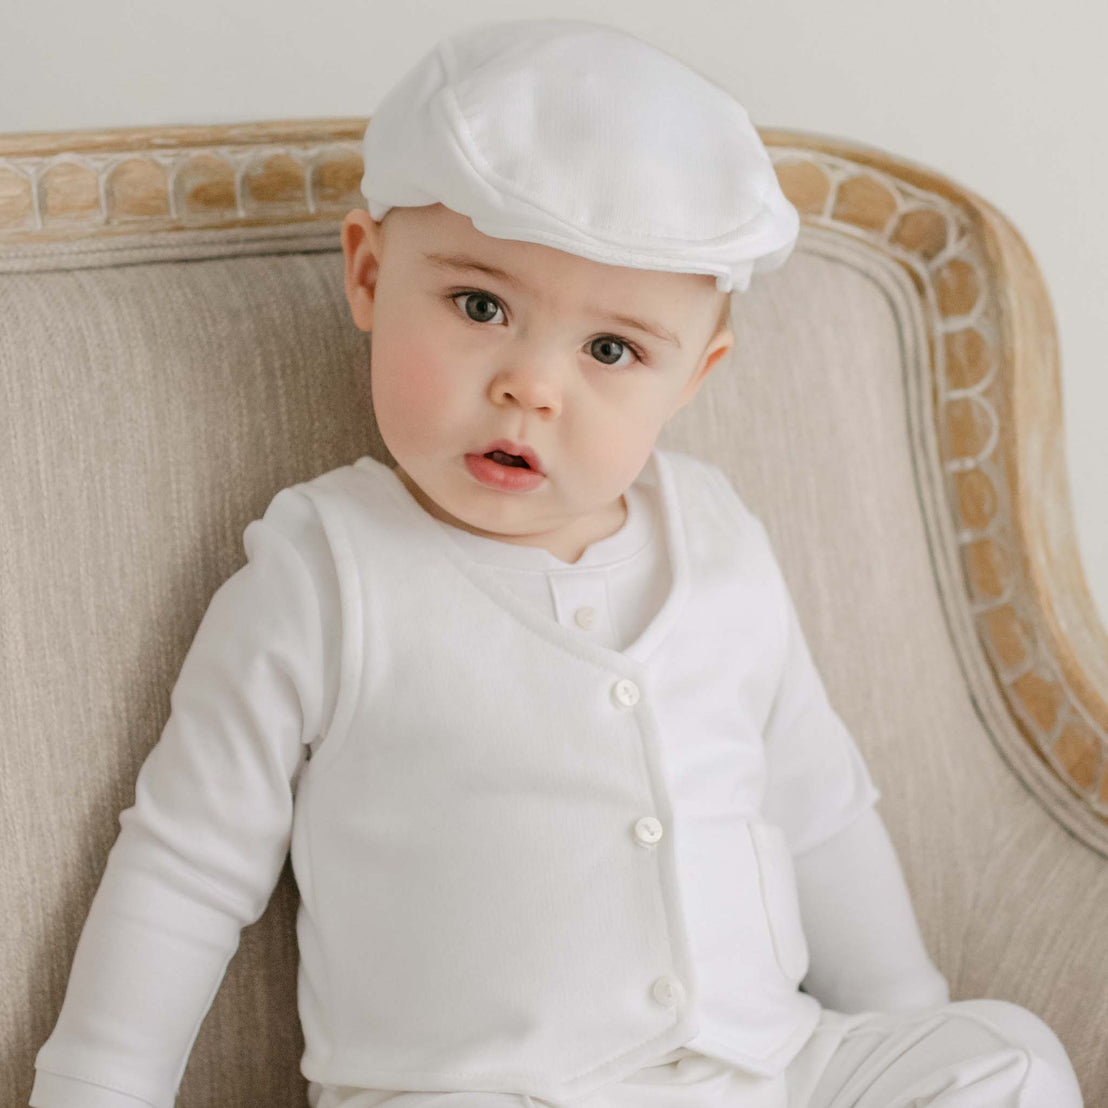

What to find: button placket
left=605, top=674, right=680, bottom=1017
left=550, top=575, right=609, bottom=638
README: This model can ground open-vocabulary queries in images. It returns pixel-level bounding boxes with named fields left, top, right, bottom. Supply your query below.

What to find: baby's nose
left=490, top=365, right=563, bottom=414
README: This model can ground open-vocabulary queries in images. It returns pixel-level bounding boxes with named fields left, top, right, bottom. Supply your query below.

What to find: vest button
left=574, top=605, right=597, bottom=630
left=651, top=974, right=684, bottom=1009
left=633, top=816, right=663, bottom=846
left=612, top=678, right=640, bottom=708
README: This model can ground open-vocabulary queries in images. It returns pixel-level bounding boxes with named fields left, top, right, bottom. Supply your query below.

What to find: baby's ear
left=341, top=209, right=384, bottom=333
left=670, top=326, right=735, bottom=419
left=701, top=327, right=735, bottom=378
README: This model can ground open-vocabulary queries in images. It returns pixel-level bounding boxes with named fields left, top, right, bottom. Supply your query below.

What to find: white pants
left=308, top=1000, right=1083, bottom=1108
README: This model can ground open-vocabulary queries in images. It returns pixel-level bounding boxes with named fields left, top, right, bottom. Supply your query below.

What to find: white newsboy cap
left=359, top=18, right=799, bottom=294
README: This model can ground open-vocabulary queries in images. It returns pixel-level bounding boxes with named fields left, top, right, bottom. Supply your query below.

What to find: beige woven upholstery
left=3, top=120, right=1106, bottom=1107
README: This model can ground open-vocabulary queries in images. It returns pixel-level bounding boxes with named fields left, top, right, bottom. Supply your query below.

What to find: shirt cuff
left=793, top=804, right=951, bottom=1014
left=29, top=1070, right=161, bottom=1108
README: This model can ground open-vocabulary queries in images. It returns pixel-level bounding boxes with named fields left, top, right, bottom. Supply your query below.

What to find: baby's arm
left=745, top=499, right=949, bottom=1015
left=30, top=487, right=335, bottom=1108
left=794, top=806, right=950, bottom=1013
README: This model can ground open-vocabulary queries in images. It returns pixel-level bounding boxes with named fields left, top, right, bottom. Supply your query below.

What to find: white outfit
left=30, top=448, right=1081, bottom=1108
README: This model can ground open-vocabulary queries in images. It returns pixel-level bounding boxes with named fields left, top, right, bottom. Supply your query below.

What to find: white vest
left=289, top=448, right=837, bottom=1102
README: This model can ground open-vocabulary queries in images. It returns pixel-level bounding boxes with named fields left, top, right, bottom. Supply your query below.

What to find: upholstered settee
left=2, top=118, right=1106, bottom=1105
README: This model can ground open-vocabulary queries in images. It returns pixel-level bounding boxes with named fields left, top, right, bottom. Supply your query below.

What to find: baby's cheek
left=373, top=345, right=454, bottom=444
left=394, top=349, right=442, bottom=404
left=590, top=405, right=658, bottom=474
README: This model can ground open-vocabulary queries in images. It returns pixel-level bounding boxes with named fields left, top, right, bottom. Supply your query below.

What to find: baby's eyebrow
left=422, top=251, right=681, bottom=348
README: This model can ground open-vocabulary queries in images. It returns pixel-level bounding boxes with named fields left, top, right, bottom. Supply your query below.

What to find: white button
left=651, top=975, right=684, bottom=1009
left=612, top=678, right=640, bottom=708
left=574, top=605, right=597, bottom=630
left=633, top=816, right=663, bottom=846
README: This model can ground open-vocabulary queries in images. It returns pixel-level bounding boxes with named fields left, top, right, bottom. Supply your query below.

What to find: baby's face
left=341, top=203, right=733, bottom=563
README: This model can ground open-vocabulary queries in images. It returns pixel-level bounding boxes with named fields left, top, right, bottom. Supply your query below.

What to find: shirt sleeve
left=30, top=485, right=341, bottom=1108
left=794, top=804, right=951, bottom=1013
left=757, top=559, right=883, bottom=856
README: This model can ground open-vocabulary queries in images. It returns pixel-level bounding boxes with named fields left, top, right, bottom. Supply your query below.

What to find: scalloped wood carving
left=0, top=120, right=366, bottom=240
left=766, top=130, right=1108, bottom=853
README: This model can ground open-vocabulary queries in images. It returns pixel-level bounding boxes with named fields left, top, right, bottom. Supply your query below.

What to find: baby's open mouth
left=485, top=450, right=532, bottom=469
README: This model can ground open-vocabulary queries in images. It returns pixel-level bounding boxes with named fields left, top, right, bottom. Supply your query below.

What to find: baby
left=31, top=18, right=1083, bottom=1108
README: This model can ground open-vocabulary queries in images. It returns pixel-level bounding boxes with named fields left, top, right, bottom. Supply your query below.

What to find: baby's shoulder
left=250, top=455, right=390, bottom=552
left=659, top=447, right=761, bottom=529
left=271, top=455, right=394, bottom=515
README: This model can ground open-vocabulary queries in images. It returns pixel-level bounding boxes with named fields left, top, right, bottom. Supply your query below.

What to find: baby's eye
left=589, top=336, right=640, bottom=368
left=451, top=291, right=504, bottom=325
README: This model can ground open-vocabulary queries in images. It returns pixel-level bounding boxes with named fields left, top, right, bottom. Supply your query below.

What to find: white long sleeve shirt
left=31, top=447, right=948, bottom=1108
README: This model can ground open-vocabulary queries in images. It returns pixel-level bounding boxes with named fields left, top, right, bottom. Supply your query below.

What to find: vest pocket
left=748, top=820, right=810, bottom=984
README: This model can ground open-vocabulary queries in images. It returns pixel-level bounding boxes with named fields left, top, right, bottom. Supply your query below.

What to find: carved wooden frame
left=2, top=118, right=1105, bottom=853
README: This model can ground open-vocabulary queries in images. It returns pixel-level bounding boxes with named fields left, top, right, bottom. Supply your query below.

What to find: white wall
left=3, top=0, right=1105, bottom=628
